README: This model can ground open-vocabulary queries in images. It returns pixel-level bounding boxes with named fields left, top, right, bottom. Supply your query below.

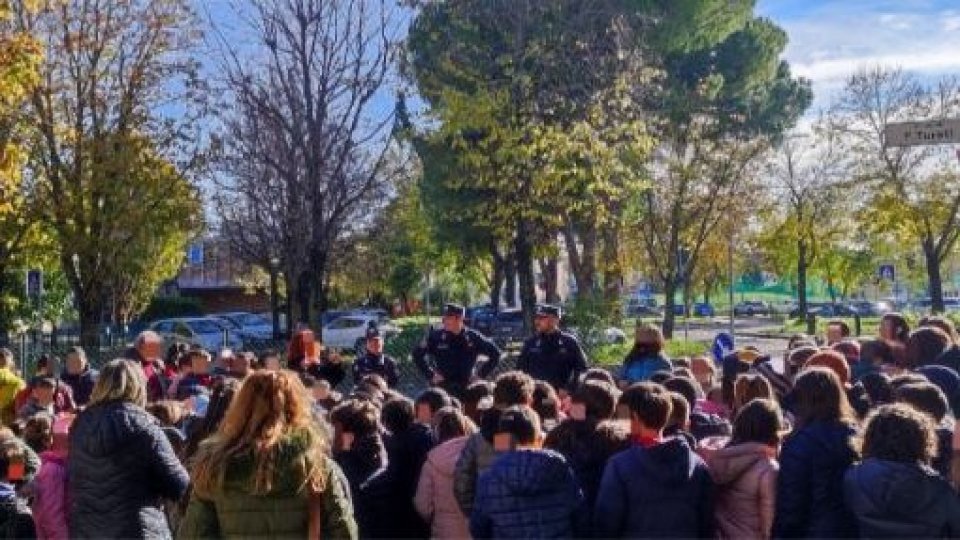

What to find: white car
left=321, top=314, right=400, bottom=352
left=149, top=317, right=243, bottom=352
left=211, top=312, right=275, bottom=340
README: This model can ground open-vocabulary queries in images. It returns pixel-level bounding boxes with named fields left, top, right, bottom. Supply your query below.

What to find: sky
left=757, top=0, right=960, bottom=114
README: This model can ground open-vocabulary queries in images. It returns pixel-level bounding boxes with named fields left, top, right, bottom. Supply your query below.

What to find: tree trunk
left=0, top=268, right=9, bottom=346
left=540, top=257, right=560, bottom=304
left=925, top=239, right=944, bottom=313
left=78, top=297, right=102, bottom=349
left=601, top=223, right=622, bottom=307
left=504, top=252, right=518, bottom=307
left=579, top=223, right=598, bottom=297
left=662, top=277, right=677, bottom=339
left=490, top=246, right=505, bottom=310
left=797, top=239, right=808, bottom=317
left=515, top=222, right=537, bottom=334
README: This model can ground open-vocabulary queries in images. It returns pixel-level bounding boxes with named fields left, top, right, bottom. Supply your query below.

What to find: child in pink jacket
left=414, top=408, right=477, bottom=539
left=29, top=414, right=72, bottom=540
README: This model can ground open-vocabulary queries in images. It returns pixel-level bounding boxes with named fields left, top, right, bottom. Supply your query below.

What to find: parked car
left=466, top=304, right=498, bottom=336
left=491, top=309, right=526, bottom=347
left=693, top=303, right=715, bottom=317
left=319, top=310, right=351, bottom=327
left=149, top=317, right=244, bottom=352
left=733, top=300, right=772, bottom=317
left=788, top=302, right=858, bottom=319
left=321, top=314, right=400, bottom=354
left=211, top=312, right=274, bottom=341
left=625, top=297, right=661, bottom=317
left=847, top=300, right=893, bottom=317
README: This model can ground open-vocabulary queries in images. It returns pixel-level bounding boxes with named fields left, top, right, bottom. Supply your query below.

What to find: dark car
left=789, top=302, right=857, bottom=319
left=490, top=309, right=526, bottom=347
left=626, top=298, right=661, bottom=317
left=466, top=304, right=498, bottom=336
left=733, top=301, right=772, bottom=317
left=694, top=303, right=716, bottom=317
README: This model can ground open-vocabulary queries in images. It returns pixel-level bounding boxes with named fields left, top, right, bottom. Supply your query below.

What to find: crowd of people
left=0, top=307, right=956, bottom=538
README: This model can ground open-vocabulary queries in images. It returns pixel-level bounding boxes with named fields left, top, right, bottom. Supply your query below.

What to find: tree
left=764, top=128, right=851, bottom=315
left=213, top=0, right=400, bottom=328
left=833, top=68, right=960, bottom=313
left=15, top=0, right=204, bottom=347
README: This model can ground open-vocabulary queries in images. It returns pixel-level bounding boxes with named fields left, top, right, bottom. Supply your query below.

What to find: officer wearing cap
left=352, top=326, right=400, bottom=388
left=516, top=305, right=588, bottom=396
left=413, top=303, right=502, bottom=399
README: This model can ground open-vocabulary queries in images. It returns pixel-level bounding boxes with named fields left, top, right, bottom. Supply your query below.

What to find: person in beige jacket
left=701, top=398, right=787, bottom=540
left=415, top=408, right=477, bottom=539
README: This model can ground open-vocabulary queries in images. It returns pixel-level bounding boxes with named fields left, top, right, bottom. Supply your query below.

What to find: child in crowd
left=706, top=398, right=786, bottom=540
left=471, top=406, right=584, bottom=538
left=532, top=381, right=562, bottom=432
left=594, top=382, right=714, bottom=538
left=175, top=350, right=212, bottom=401
left=415, top=388, right=453, bottom=426
left=17, top=379, right=56, bottom=421
left=330, top=398, right=388, bottom=538
left=844, top=403, right=960, bottom=536
left=28, top=414, right=72, bottom=540
left=380, top=397, right=434, bottom=539
left=462, top=381, right=495, bottom=425
left=415, top=407, right=477, bottom=539
left=894, top=382, right=954, bottom=478
left=0, top=440, right=35, bottom=538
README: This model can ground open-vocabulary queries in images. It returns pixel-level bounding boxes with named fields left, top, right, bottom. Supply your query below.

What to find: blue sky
left=757, top=0, right=960, bottom=113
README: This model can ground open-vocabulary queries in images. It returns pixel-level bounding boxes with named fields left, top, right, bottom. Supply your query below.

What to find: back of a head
left=496, top=406, right=541, bottom=447
left=859, top=372, right=894, bottom=406
left=463, top=381, right=494, bottom=407
left=22, top=415, right=53, bottom=454
left=433, top=406, right=477, bottom=444
left=621, top=382, right=672, bottom=432
left=733, top=373, right=774, bottom=411
left=731, top=398, right=786, bottom=447
left=894, top=382, right=949, bottom=423
left=831, top=340, right=861, bottom=366
left=219, top=370, right=314, bottom=443
left=919, top=315, right=958, bottom=343
left=663, top=376, right=699, bottom=410
left=381, top=397, right=415, bottom=435
left=532, top=381, right=560, bottom=423
left=803, top=350, right=852, bottom=387
left=0, top=348, right=13, bottom=370
left=90, top=359, right=147, bottom=408
left=786, top=346, right=819, bottom=376
left=667, top=392, right=689, bottom=429
left=573, top=380, right=617, bottom=421
left=905, top=326, right=951, bottom=369
left=330, top=398, right=380, bottom=439
left=881, top=313, right=911, bottom=344
left=793, top=367, right=854, bottom=427
left=582, top=367, right=616, bottom=388
left=494, top=371, right=535, bottom=408
left=632, top=324, right=665, bottom=356
left=915, top=365, right=960, bottom=415
left=146, top=400, right=187, bottom=427
left=416, top=387, right=452, bottom=414
left=361, top=373, right=389, bottom=393
left=859, top=403, right=937, bottom=466
left=788, top=334, right=817, bottom=351
left=859, top=339, right=894, bottom=367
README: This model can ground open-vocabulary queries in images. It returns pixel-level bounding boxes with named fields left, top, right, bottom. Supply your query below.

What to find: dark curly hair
left=857, top=403, right=937, bottom=465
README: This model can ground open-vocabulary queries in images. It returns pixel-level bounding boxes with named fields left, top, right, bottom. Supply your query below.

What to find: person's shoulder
left=558, top=331, right=581, bottom=343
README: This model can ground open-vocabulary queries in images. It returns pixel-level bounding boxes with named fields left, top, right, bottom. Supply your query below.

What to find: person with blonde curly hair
left=180, top=370, right=356, bottom=538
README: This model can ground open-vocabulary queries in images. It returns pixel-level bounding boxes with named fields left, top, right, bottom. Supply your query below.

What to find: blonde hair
left=190, top=370, right=327, bottom=497
left=89, top=359, right=147, bottom=408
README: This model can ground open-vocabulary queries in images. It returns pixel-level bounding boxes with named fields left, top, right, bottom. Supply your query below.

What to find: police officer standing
left=352, top=327, right=400, bottom=388
left=516, top=305, right=588, bottom=396
left=413, top=303, right=501, bottom=399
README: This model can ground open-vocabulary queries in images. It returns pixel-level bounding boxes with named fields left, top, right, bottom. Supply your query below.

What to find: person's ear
left=533, top=432, right=544, bottom=449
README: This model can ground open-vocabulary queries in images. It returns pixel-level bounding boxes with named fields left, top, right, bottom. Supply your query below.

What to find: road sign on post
left=25, top=270, right=42, bottom=300
left=878, top=264, right=895, bottom=282
left=884, top=118, right=960, bottom=147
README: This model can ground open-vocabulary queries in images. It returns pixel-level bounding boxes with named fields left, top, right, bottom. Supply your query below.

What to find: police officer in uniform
left=413, top=303, right=501, bottom=399
left=352, top=326, right=400, bottom=388
left=516, top=305, right=588, bottom=396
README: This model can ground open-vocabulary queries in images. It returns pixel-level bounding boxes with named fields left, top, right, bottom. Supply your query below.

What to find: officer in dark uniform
left=412, top=303, right=501, bottom=399
left=352, top=326, right=400, bottom=388
left=516, top=305, right=588, bottom=396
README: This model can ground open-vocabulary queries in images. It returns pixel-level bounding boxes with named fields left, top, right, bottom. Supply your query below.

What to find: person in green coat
left=178, top=370, right=357, bottom=539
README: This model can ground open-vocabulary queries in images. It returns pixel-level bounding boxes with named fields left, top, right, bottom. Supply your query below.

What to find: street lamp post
left=269, top=257, right=280, bottom=340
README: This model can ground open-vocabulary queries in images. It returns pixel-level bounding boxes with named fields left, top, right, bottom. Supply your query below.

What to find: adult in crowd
left=287, top=327, right=347, bottom=389
left=352, top=327, right=400, bottom=388
left=844, top=403, right=960, bottom=536
left=879, top=313, right=910, bottom=346
left=413, top=303, right=502, bottom=400
left=620, top=324, right=672, bottom=385
left=69, top=359, right=189, bottom=539
left=180, top=370, right=356, bottom=539
left=516, top=305, right=588, bottom=396
left=773, top=368, right=859, bottom=538
left=61, top=346, right=98, bottom=407
left=125, top=331, right=168, bottom=402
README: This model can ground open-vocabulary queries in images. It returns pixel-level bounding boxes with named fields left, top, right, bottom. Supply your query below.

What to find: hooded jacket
left=470, top=449, right=583, bottom=539
left=594, top=438, right=714, bottom=538
left=704, top=442, right=778, bottom=540
left=772, top=421, right=858, bottom=539
left=414, top=437, right=472, bottom=539
left=68, top=400, right=189, bottom=539
left=620, top=351, right=672, bottom=384
left=61, top=367, right=98, bottom=406
left=178, top=430, right=357, bottom=539
left=31, top=451, right=68, bottom=540
left=454, top=409, right=504, bottom=516
left=844, top=458, right=960, bottom=539
left=0, top=483, right=34, bottom=540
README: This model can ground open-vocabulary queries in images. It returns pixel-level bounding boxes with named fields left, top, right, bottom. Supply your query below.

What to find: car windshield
left=188, top=320, right=224, bottom=334
left=234, top=313, right=269, bottom=326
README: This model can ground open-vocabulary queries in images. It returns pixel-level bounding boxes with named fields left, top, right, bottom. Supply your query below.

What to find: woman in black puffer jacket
left=69, top=359, right=190, bottom=539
